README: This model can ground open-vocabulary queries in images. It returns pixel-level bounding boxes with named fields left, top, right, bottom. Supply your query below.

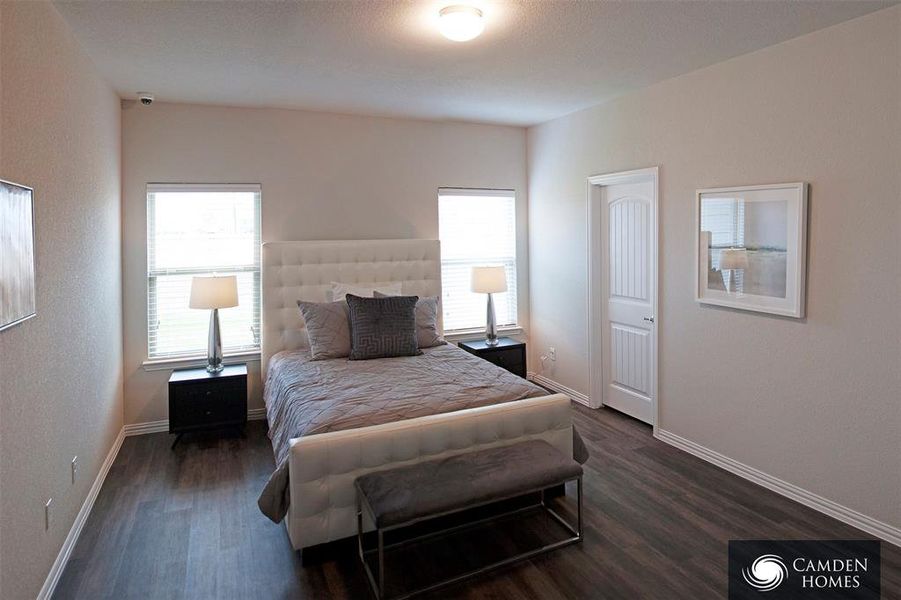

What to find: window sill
left=142, top=350, right=261, bottom=372
left=444, top=326, right=523, bottom=343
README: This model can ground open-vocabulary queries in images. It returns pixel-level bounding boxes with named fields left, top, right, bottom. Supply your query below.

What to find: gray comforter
left=258, top=344, right=586, bottom=523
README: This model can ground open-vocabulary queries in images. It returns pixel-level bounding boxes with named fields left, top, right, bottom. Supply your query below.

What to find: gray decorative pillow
left=346, top=294, right=421, bottom=360
left=297, top=300, right=351, bottom=360
left=374, top=292, right=446, bottom=349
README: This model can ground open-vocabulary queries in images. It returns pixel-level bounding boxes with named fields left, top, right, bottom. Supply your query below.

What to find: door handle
left=643, top=316, right=655, bottom=323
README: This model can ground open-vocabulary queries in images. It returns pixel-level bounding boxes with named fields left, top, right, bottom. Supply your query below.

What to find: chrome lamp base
left=485, top=293, right=499, bottom=346
left=206, top=308, right=224, bottom=373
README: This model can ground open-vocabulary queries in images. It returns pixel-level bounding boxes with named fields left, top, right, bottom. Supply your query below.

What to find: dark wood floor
left=54, top=405, right=899, bottom=599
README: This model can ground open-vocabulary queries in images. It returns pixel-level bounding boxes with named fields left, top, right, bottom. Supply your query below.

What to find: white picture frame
left=695, top=182, right=807, bottom=318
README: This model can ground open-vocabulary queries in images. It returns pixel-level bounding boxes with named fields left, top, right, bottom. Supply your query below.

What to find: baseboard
left=123, top=419, right=168, bottom=436
left=37, top=427, right=126, bottom=600
left=527, top=372, right=591, bottom=407
left=655, top=429, right=901, bottom=548
left=123, top=408, right=268, bottom=437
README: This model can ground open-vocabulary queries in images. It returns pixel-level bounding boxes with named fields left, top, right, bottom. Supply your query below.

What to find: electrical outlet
left=71, top=456, right=78, bottom=484
left=548, top=347, right=557, bottom=361
left=44, top=498, right=52, bottom=531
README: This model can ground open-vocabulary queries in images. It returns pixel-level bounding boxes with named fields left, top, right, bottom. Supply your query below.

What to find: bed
left=258, top=239, right=578, bottom=550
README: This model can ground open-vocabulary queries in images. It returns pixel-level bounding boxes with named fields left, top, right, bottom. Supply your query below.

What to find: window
left=147, top=184, right=261, bottom=360
left=438, top=188, right=517, bottom=332
left=701, top=197, right=745, bottom=252
left=701, top=196, right=745, bottom=289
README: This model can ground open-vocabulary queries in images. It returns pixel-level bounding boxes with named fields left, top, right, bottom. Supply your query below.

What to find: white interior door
left=601, top=179, right=656, bottom=424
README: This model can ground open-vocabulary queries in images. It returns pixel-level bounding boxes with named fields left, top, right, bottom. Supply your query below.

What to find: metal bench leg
left=577, top=476, right=583, bottom=539
left=378, top=529, right=385, bottom=599
left=357, top=495, right=364, bottom=563
left=358, top=491, right=384, bottom=599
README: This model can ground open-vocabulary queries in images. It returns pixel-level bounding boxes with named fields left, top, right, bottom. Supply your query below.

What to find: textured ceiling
left=54, top=0, right=894, bottom=126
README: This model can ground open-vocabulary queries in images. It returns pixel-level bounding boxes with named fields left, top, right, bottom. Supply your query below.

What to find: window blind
left=147, top=184, right=261, bottom=360
left=438, top=189, right=517, bottom=332
left=701, top=196, right=745, bottom=290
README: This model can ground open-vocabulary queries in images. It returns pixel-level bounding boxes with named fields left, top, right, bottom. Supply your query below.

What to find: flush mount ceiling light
left=438, top=5, right=484, bottom=42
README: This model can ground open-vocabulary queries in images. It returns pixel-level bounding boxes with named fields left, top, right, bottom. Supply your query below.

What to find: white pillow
left=329, top=281, right=403, bottom=302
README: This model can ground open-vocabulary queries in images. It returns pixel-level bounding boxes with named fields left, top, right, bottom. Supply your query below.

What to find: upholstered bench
left=355, top=439, right=583, bottom=599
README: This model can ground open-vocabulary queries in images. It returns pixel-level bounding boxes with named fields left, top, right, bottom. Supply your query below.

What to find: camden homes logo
left=728, top=540, right=880, bottom=599
left=742, top=554, right=788, bottom=591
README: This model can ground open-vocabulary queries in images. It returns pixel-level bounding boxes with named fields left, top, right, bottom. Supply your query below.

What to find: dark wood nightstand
left=458, top=338, right=527, bottom=378
left=168, top=364, right=248, bottom=448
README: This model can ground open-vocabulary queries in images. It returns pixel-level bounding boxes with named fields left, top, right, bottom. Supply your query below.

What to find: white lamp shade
left=471, top=266, right=507, bottom=294
left=719, top=248, right=749, bottom=270
left=189, top=275, right=238, bottom=309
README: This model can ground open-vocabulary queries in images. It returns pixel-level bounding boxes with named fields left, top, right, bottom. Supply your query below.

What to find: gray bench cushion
left=355, top=440, right=582, bottom=528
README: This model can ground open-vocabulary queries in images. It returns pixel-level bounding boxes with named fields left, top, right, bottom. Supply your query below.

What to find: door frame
left=586, top=166, right=659, bottom=430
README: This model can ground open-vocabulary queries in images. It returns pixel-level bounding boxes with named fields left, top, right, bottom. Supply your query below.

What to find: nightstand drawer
left=172, top=391, right=245, bottom=432
left=178, top=378, right=244, bottom=402
left=483, top=349, right=525, bottom=376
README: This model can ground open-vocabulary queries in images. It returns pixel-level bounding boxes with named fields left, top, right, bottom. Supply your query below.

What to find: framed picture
left=0, top=179, right=36, bottom=331
left=695, top=182, right=807, bottom=318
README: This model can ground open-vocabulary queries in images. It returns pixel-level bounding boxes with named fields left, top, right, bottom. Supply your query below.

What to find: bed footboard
left=285, top=393, right=573, bottom=550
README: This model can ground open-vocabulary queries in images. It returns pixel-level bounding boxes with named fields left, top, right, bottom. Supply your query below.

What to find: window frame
left=145, top=183, right=262, bottom=363
left=438, top=187, right=518, bottom=334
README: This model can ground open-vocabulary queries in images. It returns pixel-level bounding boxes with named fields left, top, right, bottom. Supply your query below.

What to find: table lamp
left=190, top=275, right=238, bottom=373
left=471, top=266, right=507, bottom=346
left=719, top=248, right=749, bottom=294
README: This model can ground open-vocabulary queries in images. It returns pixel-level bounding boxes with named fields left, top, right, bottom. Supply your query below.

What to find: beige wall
left=0, top=2, right=123, bottom=598
left=528, top=7, right=900, bottom=528
left=122, top=103, right=528, bottom=423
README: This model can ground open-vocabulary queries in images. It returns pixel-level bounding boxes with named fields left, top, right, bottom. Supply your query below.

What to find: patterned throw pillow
left=374, top=292, right=446, bottom=349
left=297, top=300, right=351, bottom=360
left=346, top=294, right=421, bottom=360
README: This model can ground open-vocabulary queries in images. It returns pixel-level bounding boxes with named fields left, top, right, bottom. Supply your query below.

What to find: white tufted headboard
left=261, top=239, right=442, bottom=376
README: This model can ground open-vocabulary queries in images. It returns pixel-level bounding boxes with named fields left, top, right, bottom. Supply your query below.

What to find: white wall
left=0, top=2, right=123, bottom=598
left=528, top=7, right=900, bottom=529
left=122, top=103, right=528, bottom=423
